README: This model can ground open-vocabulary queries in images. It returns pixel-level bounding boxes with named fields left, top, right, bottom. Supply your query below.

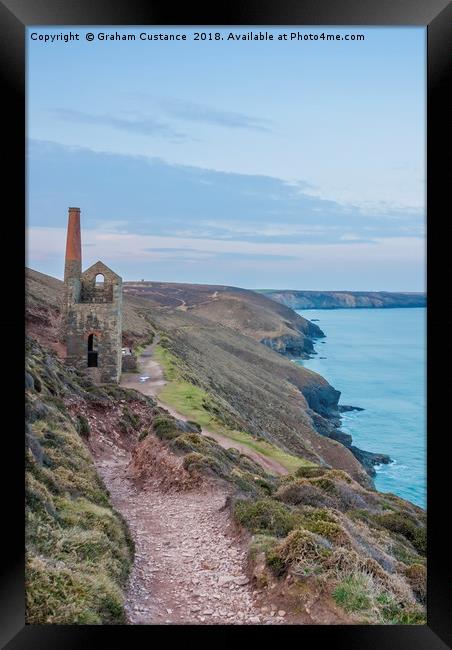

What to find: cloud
left=26, top=223, right=425, bottom=290
left=125, top=92, right=274, bottom=132
left=28, top=139, right=425, bottom=249
left=53, top=108, right=187, bottom=141
left=27, top=226, right=422, bottom=265
left=153, top=96, right=273, bottom=132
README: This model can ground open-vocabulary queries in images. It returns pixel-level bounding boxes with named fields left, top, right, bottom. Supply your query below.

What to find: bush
left=170, top=432, right=209, bottom=453
left=327, top=469, right=353, bottom=484
left=182, top=452, right=224, bottom=477
left=26, top=555, right=126, bottom=625
left=278, top=528, right=331, bottom=565
left=234, top=498, right=301, bottom=537
left=122, top=406, right=140, bottom=429
left=309, top=476, right=338, bottom=495
left=266, top=548, right=287, bottom=576
left=138, top=429, right=150, bottom=442
left=404, top=563, right=427, bottom=603
left=375, top=592, right=426, bottom=624
left=275, top=479, right=338, bottom=509
left=302, top=519, right=350, bottom=546
left=76, top=414, right=90, bottom=437
left=295, top=466, right=327, bottom=479
left=153, top=416, right=180, bottom=441
left=374, top=511, right=426, bottom=555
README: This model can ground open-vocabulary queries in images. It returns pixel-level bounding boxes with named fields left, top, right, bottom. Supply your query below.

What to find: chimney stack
left=64, top=207, right=82, bottom=283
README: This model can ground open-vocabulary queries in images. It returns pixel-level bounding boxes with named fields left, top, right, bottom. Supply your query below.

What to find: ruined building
left=64, top=207, right=123, bottom=383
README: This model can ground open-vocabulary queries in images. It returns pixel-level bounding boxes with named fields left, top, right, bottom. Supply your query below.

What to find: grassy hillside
left=139, top=312, right=374, bottom=485
left=25, top=338, right=135, bottom=624
left=154, top=344, right=313, bottom=474
left=25, top=269, right=426, bottom=625
left=26, top=268, right=371, bottom=485
left=234, top=465, right=426, bottom=624
left=123, top=280, right=324, bottom=357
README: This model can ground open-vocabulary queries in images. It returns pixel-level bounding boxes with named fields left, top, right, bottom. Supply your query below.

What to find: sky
left=26, top=26, right=426, bottom=290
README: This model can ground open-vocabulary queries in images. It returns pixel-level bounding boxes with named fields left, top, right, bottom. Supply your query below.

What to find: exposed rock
left=260, top=333, right=315, bottom=359
left=299, top=383, right=341, bottom=420
left=339, top=404, right=365, bottom=413
left=350, top=446, right=392, bottom=477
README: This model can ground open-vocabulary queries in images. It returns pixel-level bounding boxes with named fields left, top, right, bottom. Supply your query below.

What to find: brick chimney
left=64, top=207, right=82, bottom=283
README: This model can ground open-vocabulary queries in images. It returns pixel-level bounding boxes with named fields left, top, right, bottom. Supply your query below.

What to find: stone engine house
left=64, top=207, right=122, bottom=383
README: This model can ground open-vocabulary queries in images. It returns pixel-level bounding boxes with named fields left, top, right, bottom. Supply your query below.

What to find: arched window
left=87, top=333, right=98, bottom=367
left=95, top=273, right=105, bottom=287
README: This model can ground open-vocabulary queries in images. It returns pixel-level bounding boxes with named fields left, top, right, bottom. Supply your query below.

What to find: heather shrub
left=234, top=498, right=302, bottom=537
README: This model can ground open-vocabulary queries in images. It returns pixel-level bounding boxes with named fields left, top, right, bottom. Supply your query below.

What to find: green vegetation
left=333, top=573, right=426, bottom=624
left=234, top=498, right=302, bottom=537
left=122, top=405, right=141, bottom=429
left=169, top=432, right=276, bottom=496
left=233, top=465, right=426, bottom=625
left=152, top=415, right=180, bottom=440
left=187, top=420, right=202, bottom=432
left=404, top=564, right=427, bottom=603
left=133, top=332, right=155, bottom=357
left=25, top=270, right=427, bottom=626
left=152, top=337, right=427, bottom=625
left=75, top=414, right=90, bottom=437
left=154, top=344, right=312, bottom=474
left=373, top=511, right=426, bottom=554
left=26, top=339, right=134, bottom=624
left=333, top=573, right=373, bottom=613
left=277, top=528, right=330, bottom=565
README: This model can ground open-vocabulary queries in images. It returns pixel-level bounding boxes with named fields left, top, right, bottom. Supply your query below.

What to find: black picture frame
left=4, top=0, right=451, bottom=647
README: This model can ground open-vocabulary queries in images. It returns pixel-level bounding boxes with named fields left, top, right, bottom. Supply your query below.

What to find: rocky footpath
left=97, top=446, right=289, bottom=625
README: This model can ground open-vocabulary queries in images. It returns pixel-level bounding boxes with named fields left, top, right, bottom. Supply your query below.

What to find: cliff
left=25, top=269, right=426, bottom=625
left=260, top=290, right=426, bottom=310
left=26, top=268, right=370, bottom=484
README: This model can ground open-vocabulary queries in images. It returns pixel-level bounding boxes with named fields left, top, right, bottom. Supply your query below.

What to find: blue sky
left=27, top=26, right=426, bottom=290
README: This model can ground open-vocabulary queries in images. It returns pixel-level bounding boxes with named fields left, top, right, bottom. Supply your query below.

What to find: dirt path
left=120, top=339, right=288, bottom=477
left=90, top=350, right=292, bottom=625
left=95, top=446, right=287, bottom=625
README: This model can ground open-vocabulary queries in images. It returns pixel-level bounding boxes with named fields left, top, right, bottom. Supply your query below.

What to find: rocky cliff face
left=260, top=332, right=316, bottom=358
left=261, top=290, right=426, bottom=310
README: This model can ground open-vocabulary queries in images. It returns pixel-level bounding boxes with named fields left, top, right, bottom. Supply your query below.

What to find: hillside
left=260, top=290, right=426, bottom=310
left=26, top=268, right=382, bottom=483
left=122, top=281, right=324, bottom=357
left=25, top=305, right=426, bottom=625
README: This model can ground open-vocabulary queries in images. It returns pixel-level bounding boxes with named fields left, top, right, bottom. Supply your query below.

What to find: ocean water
left=295, top=308, right=426, bottom=509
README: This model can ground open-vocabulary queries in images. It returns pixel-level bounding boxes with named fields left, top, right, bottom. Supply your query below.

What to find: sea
left=294, top=307, right=426, bottom=509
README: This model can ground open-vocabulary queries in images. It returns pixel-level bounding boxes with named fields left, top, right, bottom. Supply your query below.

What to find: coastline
left=293, top=307, right=426, bottom=509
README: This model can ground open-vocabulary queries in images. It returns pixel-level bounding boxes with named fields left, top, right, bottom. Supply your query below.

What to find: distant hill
left=122, top=280, right=324, bottom=358
left=258, top=290, right=426, bottom=310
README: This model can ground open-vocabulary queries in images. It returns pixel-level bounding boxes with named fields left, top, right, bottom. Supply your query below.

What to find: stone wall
left=65, top=261, right=123, bottom=384
left=121, top=353, right=138, bottom=372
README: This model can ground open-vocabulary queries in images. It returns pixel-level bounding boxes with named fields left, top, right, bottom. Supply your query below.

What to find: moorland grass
left=153, top=344, right=312, bottom=474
